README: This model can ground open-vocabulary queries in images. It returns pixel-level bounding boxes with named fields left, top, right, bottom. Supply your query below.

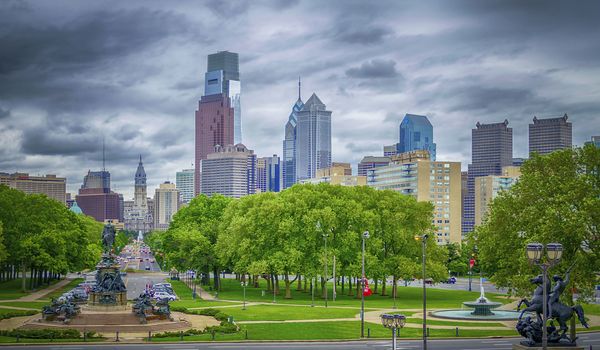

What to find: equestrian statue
left=516, top=265, right=588, bottom=346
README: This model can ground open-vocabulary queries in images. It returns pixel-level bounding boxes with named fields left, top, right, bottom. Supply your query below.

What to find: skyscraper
left=282, top=78, right=304, bottom=189
left=398, top=114, right=437, bottom=160
left=194, top=51, right=240, bottom=195
left=528, top=114, right=572, bottom=156
left=153, top=182, right=179, bottom=231
left=133, top=155, right=148, bottom=210
left=586, top=136, right=600, bottom=148
left=76, top=168, right=122, bottom=223
left=463, top=120, right=513, bottom=235
left=0, top=173, right=67, bottom=204
left=357, top=156, right=390, bottom=177
left=176, top=169, right=195, bottom=203
left=295, top=93, right=332, bottom=182
left=256, top=155, right=281, bottom=193
left=81, top=170, right=110, bottom=190
left=201, top=144, right=257, bottom=198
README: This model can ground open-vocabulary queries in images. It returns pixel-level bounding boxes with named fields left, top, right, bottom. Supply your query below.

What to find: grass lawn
left=582, top=303, right=599, bottom=316
left=221, top=304, right=362, bottom=322
left=172, top=300, right=242, bottom=308
left=150, top=321, right=519, bottom=342
left=42, top=278, right=85, bottom=300
left=0, top=301, right=48, bottom=310
left=0, top=278, right=63, bottom=300
left=206, top=278, right=510, bottom=309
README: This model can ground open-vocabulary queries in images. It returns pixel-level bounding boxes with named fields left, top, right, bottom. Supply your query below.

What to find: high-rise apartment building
left=398, top=114, right=436, bottom=160
left=529, top=114, right=572, bottom=156
left=0, top=173, right=67, bottom=204
left=358, top=156, right=391, bottom=177
left=201, top=144, right=257, bottom=198
left=463, top=120, right=513, bottom=236
left=282, top=78, right=304, bottom=190
left=195, top=51, right=240, bottom=195
left=368, top=159, right=462, bottom=244
left=176, top=169, right=195, bottom=203
left=153, top=182, right=179, bottom=231
left=295, top=93, right=332, bottom=182
left=474, top=166, right=521, bottom=226
left=124, top=156, right=153, bottom=233
left=390, top=149, right=431, bottom=164
left=256, top=155, right=281, bottom=193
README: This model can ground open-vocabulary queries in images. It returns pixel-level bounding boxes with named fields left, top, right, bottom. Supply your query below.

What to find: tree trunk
left=392, top=275, right=397, bottom=299
left=284, top=273, right=292, bottom=299
left=374, top=278, right=379, bottom=294
left=321, top=276, right=326, bottom=299
left=296, top=274, right=302, bottom=291
left=265, top=275, right=271, bottom=291
left=303, top=276, right=307, bottom=292
left=212, top=267, right=220, bottom=292
left=21, top=264, right=27, bottom=292
left=381, top=276, right=387, bottom=296
left=355, top=276, right=360, bottom=298
left=347, top=276, right=353, bottom=296
left=341, top=276, right=345, bottom=294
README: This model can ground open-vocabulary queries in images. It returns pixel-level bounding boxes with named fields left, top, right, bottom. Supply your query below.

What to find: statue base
left=88, top=291, right=127, bottom=307
left=513, top=344, right=583, bottom=349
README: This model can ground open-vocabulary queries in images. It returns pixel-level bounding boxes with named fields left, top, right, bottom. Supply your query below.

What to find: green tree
left=474, top=146, right=600, bottom=298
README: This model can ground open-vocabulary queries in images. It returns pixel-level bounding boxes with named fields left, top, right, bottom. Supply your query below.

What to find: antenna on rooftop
left=102, top=137, right=106, bottom=171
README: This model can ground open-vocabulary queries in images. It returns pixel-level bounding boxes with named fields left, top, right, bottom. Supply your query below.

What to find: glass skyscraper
left=282, top=78, right=303, bottom=189
left=398, top=114, right=436, bottom=160
left=295, top=93, right=332, bottom=182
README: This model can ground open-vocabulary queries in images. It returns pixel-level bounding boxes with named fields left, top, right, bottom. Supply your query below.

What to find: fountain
left=431, top=278, right=521, bottom=320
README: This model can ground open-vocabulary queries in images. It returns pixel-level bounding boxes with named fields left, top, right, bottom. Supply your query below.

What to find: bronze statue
left=517, top=268, right=588, bottom=346
left=101, top=223, right=116, bottom=254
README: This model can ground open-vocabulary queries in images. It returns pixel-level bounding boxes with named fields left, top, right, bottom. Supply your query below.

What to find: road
left=3, top=332, right=598, bottom=349
left=119, top=242, right=166, bottom=299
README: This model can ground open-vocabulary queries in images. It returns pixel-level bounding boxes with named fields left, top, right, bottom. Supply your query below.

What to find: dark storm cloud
left=21, top=126, right=100, bottom=156
left=0, top=107, right=10, bottom=119
left=333, top=24, right=392, bottom=45
left=346, top=59, right=399, bottom=79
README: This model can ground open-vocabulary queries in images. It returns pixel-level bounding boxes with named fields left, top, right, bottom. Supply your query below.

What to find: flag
left=363, top=277, right=373, bottom=297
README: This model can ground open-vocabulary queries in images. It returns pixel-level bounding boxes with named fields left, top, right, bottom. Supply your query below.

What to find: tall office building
left=474, top=166, right=521, bottom=226
left=463, top=120, right=513, bottom=235
left=82, top=170, right=110, bottom=190
left=176, top=169, right=195, bottom=203
left=398, top=114, right=437, bottom=160
left=586, top=136, right=600, bottom=148
left=201, top=144, right=257, bottom=198
left=282, top=78, right=304, bottom=189
left=195, top=51, right=240, bottom=195
left=368, top=159, right=462, bottom=244
left=0, top=173, right=67, bottom=204
left=124, top=156, right=153, bottom=233
left=295, top=93, right=332, bottom=181
left=529, top=114, right=572, bottom=156
left=357, top=156, right=390, bottom=177
left=153, top=182, right=179, bottom=231
left=256, top=155, right=281, bottom=193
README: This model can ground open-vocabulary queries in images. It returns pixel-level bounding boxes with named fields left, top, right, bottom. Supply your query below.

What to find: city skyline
left=1, top=1, right=600, bottom=199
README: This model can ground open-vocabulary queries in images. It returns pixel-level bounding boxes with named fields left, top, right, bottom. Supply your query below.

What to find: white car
left=153, top=292, right=176, bottom=301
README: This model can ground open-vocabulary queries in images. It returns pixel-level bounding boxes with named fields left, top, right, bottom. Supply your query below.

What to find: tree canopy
left=473, top=145, right=600, bottom=298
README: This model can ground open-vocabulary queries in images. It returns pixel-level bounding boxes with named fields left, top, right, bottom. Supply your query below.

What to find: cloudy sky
left=1, top=0, right=600, bottom=199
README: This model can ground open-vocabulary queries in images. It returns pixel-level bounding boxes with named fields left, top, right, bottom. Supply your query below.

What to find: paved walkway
left=0, top=278, right=73, bottom=303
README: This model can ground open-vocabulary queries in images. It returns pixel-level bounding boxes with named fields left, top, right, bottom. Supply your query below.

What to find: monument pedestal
left=513, top=344, right=584, bottom=350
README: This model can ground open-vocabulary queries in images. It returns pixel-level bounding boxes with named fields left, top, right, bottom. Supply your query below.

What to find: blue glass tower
left=282, top=78, right=304, bottom=189
left=398, top=114, right=436, bottom=160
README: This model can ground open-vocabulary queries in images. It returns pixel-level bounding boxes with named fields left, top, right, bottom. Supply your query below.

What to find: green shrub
left=152, top=308, right=239, bottom=339
left=0, top=310, right=38, bottom=320
left=0, top=328, right=81, bottom=339
left=170, top=305, right=188, bottom=313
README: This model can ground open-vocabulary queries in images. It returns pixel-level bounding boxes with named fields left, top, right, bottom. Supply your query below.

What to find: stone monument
left=88, top=223, right=128, bottom=309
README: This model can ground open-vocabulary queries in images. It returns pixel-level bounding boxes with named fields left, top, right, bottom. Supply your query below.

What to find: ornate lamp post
left=526, top=242, right=563, bottom=350
left=323, top=232, right=329, bottom=308
left=415, top=234, right=429, bottom=350
left=380, top=313, right=406, bottom=350
left=241, top=280, right=248, bottom=310
left=360, top=230, right=370, bottom=338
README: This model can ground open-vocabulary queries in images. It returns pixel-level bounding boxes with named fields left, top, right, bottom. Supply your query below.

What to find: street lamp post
left=525, top=242, right=563, bottom=350
left=361, top=230, right=370, bottom=338
left=241, top=281, right=248, bottom=310
left=323, top=232, right=328, bottom=308
left=381, top=313, right=406, bottom=350
left=415, top=234, right=428, bottom=350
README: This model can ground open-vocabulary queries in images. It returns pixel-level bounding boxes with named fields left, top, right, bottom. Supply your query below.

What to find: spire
left=102, top=137, right=106, bottom=171
left=298, top=76, right=301, bottom=101
left=139, top=154, right=142, bottom=164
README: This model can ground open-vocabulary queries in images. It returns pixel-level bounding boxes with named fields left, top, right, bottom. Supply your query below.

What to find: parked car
left=153, top=292, right=176, bottom=301
left=424, top=278, right=434, bottom=285
left=447, top=277, right=457, bottom=284
left=145, top=266, right=151, bottom=270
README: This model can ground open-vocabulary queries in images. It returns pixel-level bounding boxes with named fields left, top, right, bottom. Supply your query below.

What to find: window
left=208, top=79, right=218, bottom=85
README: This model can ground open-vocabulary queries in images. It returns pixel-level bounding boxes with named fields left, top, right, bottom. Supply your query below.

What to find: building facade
left=82, top=170, right=110, bottom=190
left=295, top=93, right=332, bottom=182
left=474, top=166, right=521, bottom=226
left=153, top=182, right=179, bottom=231
left=176, top=169, right=195, bottom=203
left=76, top=188, right=122, bottom=222
left=529, top=114, right=572, bottom=156
left=282, top=78, right=304, bottom=189
left=398, top=114, right=437, bottom=160
left=358, top=156, right=391, bottom=177
left=301, top=163, right=366, bottom=186
left=124, top=156, right=153, bottom=233
left=201, top=144, right=256, bottom=198
left=463, top=120, right=513, bottom=236
left=256, top=155, right=281, bottom=193
left=0, top=173, right=67, bottom=204
left=586, top=136, right=600, bottom=148
left=368, top=159, right=462, bottom=244
left=194, top=51, right=240, bottom=195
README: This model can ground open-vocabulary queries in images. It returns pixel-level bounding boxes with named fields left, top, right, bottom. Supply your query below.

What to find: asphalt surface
left=3, top=332, right=598, bottom=349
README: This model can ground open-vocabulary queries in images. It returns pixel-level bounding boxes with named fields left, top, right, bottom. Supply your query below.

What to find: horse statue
left=101, top=223, right=116, bottom=254
left=547, top=270, right=588, bottom=341
left=517, top=274, right=550, bottom=321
